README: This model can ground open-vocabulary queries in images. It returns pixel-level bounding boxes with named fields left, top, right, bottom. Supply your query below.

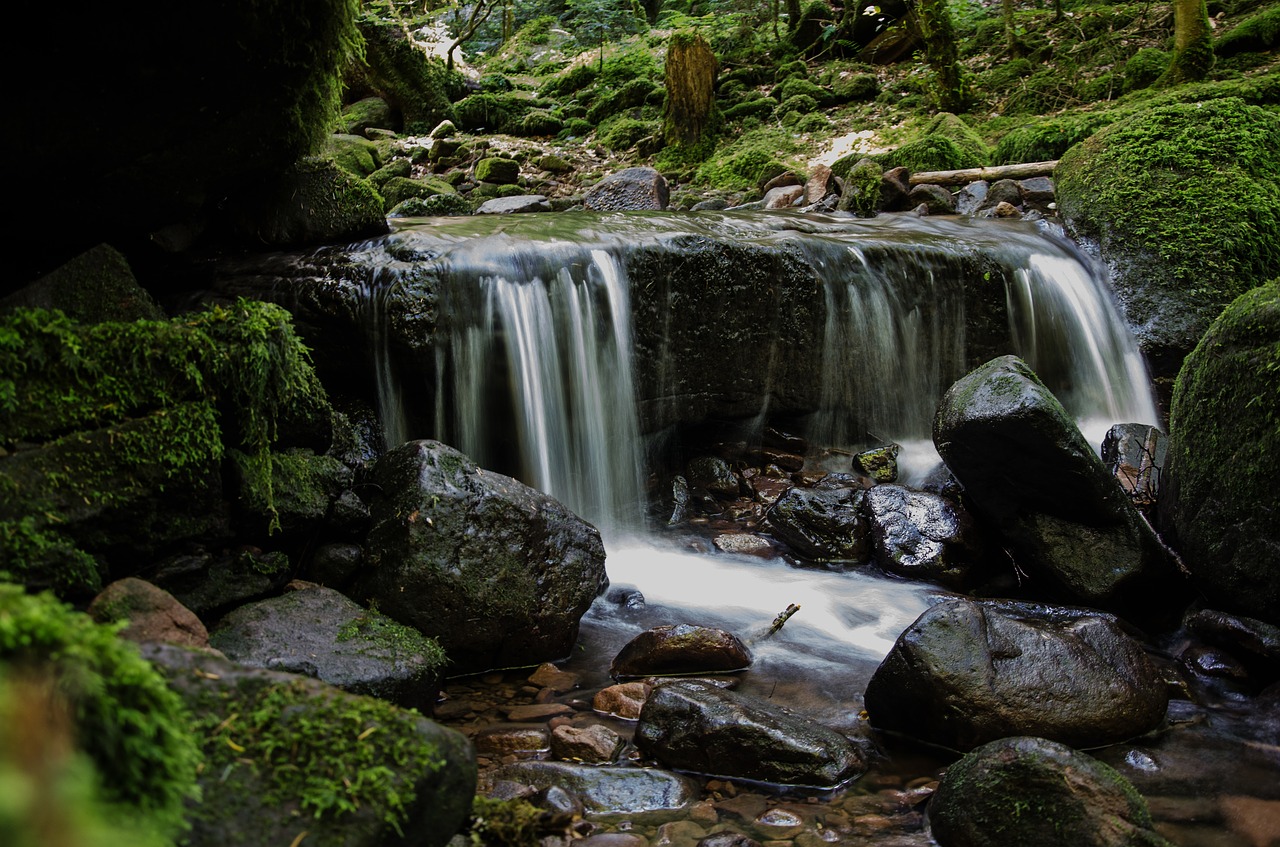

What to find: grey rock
left=582, top=167, right=670, bottom=211
left=863, top=485, right=983, bottom=588
left=908, top=183, right=956, bottom=215
left=955, top=180, right=989, bottom=216
left=489, top=761, right=700, bottom=816
left=475, top=194, right=553, bottom=215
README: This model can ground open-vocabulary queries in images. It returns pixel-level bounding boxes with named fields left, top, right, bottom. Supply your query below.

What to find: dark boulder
left=582, top=167, right=670, bottom=211
left=636, top=680, right=869, bottom=788
left=610, top=624, right=752, bottom=678
left=145, top=643, right=475, bottom=847
left=863, top=485, right=983, bottom=588
left=350, top=440, right=607, bottom=673
left=686, top=456, right=742, bottom=499
left=0, top=243, right=164, bottom=323
left=1163, top=280, right=1280, bottom=625
left=933, top=355, right=1172, bottom=611
left=908, top=183, right=957, bottom=215
left=766, top=485, right=870, bottom=562
left=208, top=585, right=447, bottom=711
left=928, top=736, right=1171, bottom=847
left=865, top=598, right=1168, bottom=751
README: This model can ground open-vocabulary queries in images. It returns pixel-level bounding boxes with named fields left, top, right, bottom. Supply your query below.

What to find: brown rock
left=550, top=723, right=624, bottom=763
left=528, top=662, right=580, bottom=693
left=88, top=577, right=208, bottom=648
left=763, top=184, right=805, bottom=209
left=804, top=164, right=836, bottom=204
left=610, top=624, right=752, bottom=678
left=472, top=726, right=551, bottom=757
left=593, top=681, right=652, bottom=719
left=504, top=703, right=576, bottom=721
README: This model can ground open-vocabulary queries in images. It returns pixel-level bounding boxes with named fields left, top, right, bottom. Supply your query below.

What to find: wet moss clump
left=0, top=586, right=201, bottom=840
left=993, top=112, right=1116, bottom=165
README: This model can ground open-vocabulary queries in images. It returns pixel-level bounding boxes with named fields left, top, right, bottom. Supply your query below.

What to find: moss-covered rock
left=0, top=244, right=164, bottom=324
left=1215, top=6, right=1280, bottom=57
left=878, top=113, right=989, bottom=174
left=325, top=133, right=383, bottom=177
left=993, top=112, right=1116, bottom=165
left=475, top=157, right=521, bottom=184
left=368, top=157, right=413, bottom=188
left=929, top=736, right=1172, bottom=847
left=223, top=156, right=389, bottom=248
left=348, top=13, right=460, bottom=136
left=380, top=175, right=459, bottom=210
left=1055, top=98, right=1280, bottom=391
left=339, top=95, right=395, bottom=135
left=0, top=586, right=200, bottom=840
left=145, top=642, right=475, bottom=847
left=388, top=193, right=475, bottom=217
left=1163, top=280, right=1280, bottom=625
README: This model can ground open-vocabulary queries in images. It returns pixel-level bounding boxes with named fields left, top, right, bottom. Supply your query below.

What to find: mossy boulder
left=368, top=157, right=412, bottom=188
left=0, top=586, right=200, bottom=840
left=380, top=176, right=459, bottom=210
left=325, top=133, right=383, bottom=177
left=875, top=113, right=989, bottom=174
left=0, top=243, right=164, bottom=324
left=222, top=156, right=389, bottom=248
left=475, top=157, right=521, bottom=185
left=350, top=440, right=607, bottom=674
left=1055, top=99, right=1280, bottom=392
left=388, top=193, right=475, bottom=217
left=993, top=113, right=1115, bottom=165
left=145, top=642, right=475, bottom=847
left=340, top=95, right=395, bottom=135
left=929, top=736, right=1172, bottom=847
left=348, top=14, right=460, bottom=136
left=1163, top=280, right=1280, bottom=625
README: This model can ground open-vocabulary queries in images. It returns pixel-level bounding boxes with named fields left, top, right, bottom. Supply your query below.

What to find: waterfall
left=344, top=211, right=1156, bottom=533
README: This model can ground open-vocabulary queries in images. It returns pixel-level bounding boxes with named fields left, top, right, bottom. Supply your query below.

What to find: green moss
left=368, top=157, right=412, bottom=188
left=538, top=61, right=599, bottom=98
left=337, top=610, right=448, bottom=671
left=1123, top=48, right=1169, bottom=93
left=839, top=158, right=883, bottom=217
left=777, top=93, right=820, bottom=122
left=1055, top=98, right=1280, bottom=303
left=0, top=518, right=101, bottom=597
left=993, top=112, right=1116, bottom=164
left=465, top=795, right=544, bottom=846
left=0, top=586, right=200, bottom=839
left=194, top=675, right=444, bottom=833
left=1216, top=6, right=1280, bottom=57
left=389, top=193, right=475, bottom=217
left=694, top=127, right=799, bottom=191
left=352, top=14, right=460, bottom=134
left=776, top=76, right=829, bottom=105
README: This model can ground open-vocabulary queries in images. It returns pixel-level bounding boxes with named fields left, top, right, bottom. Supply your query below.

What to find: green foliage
left=777, top=93, right=820, bottom=122
left=539, top=61, right=599, bottom=98
left=1215, top=6, right=1280, bottom=56
left=694, top=128, right=802, bottom=191
left=0, top=586, right=201, bottom=839
left=194, top=677, right=444, bottom=832
left=1056, top=98, right=1280, bottom=303
left=599, top=117, right=658, bottom=151
left=993, top=113, right=1116, bottom=164
left=1123, top=48, right=1170, bottom=93
left=875, top=137, right=980, bottom=173
left=466, top=795, right=544, bottom=846
left=776, top=76, right=829, bottom=105
left=0, top=518, right=101, bottom=598
left=599, top=45, right=661, bottom=88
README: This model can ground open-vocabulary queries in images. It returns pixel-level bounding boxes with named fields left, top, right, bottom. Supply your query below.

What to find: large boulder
left=862, top=484, right=984, bottom=588
left=582, top=167, right=670, bottom=211
left=928, top=736, right=1172, bottom=847
left=933, top=355, right=1173, bottom=611
left=635, top=679, right=869, bottom=788
left=208, top=585, right=447, bottom=711
left=1163, top=280, right=1280, bottom=625
left=865, top=599, right=1169, bottom=751
left=0, top=243, right=164, bottom=323
left=765, top=485, right=870, bottom=562
left=1055, top=99, right=1280, bottom=399
left=347, top=13, right=460, bottom=135
left=350, top=440, right=607, bottom=673
left=145, top=643, right=475, bottom=847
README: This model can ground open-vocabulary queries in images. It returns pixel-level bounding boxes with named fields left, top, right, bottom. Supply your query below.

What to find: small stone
left=529, top=662, right=581, bottom=693
left=593, top=681, right=652, bottom=719
left=504, top=703, right=576, bottom=721
left=471, top=726, right=551, bottom=757
left=852, top=444, right=900, bottom=483
left=713, top=534, right=776, bottom=557
left=993, top=200, right=1021, bottom=217
left=551, top=723, right=624, bottom=763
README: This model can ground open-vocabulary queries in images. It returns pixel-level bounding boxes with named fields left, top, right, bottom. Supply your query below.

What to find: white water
left=352, top=212, right=1158, bottom=670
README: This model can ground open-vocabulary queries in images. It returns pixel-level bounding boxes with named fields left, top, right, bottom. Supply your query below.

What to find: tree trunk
left=910, top=0, right=970, bottom=112
left=1161, top=0, right=1214, bottom=84
left=787, top=0, right=802, bottom=32
left=662, top=31, right=718, bottom=149
left=1001, top=0, right=1020, bottom=56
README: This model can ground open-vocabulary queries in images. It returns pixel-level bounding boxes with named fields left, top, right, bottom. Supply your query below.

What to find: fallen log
left=908, top=160, right=1059, bottom=186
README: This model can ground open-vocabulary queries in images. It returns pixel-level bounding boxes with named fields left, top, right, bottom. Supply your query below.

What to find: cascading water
left=342, top=210, right=1157, bottom=693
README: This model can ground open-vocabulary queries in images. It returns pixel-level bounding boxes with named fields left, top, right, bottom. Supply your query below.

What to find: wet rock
left=765, top=486, right=870, bottom=562
left=1019, top=175, right=1056, bottom=205
left=990, top=200, right=1021, bottom=218
left=208, top=585, right=445, bottom=712
left=713, top=533, right=776, bottom=557
left=144, top=643, right=475, bottom=847
left=954, top=181, right=988, bottom=216
left=529, top=662, right=581, bottom=693
left=933, top=355, right=1172, bottom=611
left=583, top=167, right=670, bottom=211
left=1163, top=281, right=1280, bottom=625
left=668, top=475, right=692, bottom=524
left=746, top=475, right=792, bottom=506
left=687, top=456, right=741, bottom=499
left=1184, top=608, right=1280, bottom=677
left=307, top=542, right=363, bottom=590
left=865, top=599, right=1168, bottom=751
left=853, top=443, right=900, bottom=483
left=907, top=184, right=956, bottom=215
left=605, top=586, right=646, bottom=609
left=473, top=726, right=551, bottom=758
left=880, top=167, right=912, bottom=212
left=698, top=833, right=762, bottom=847
left=928, top=736, right=1171, bottom=847
left=594, top=681, right=653, bottom=719
left=1101, top=423, right=1166, bottom=511
left=88, top=577, right=209, bottom=648
left=328, top=489, right=371, bottom=538
left=551, top=723, right=624, bottom=763
left=692, top=198, right=729, bottom=211
left=152, top=548, right=291, bottom=620
left=611, top=624, right=752, bottom=678
left=580, top=834, right=649, bottom=847
left=764, top=184, right=805, bottom=209
left=979, top=178, right=1023, bottom=212
left=351, top=440, right=607, bottom=674
left=805, top=164, right=836, bottom=204
left=475, top=194, right=552, bottom=214
left=505, top=703, right=576, bottom=721
left=863, top=485, right=983, bottom=588
left=753, top=806, right=806, bottom=838
left=637, top=679, right=869, bottom=788
left=489, top=761, right=700, bottom=816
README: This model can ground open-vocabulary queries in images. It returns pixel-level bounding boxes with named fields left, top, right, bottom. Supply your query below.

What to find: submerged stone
left=635, top=679, right=869, bottom=788
left=488, top=761, right=700, bottom=817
